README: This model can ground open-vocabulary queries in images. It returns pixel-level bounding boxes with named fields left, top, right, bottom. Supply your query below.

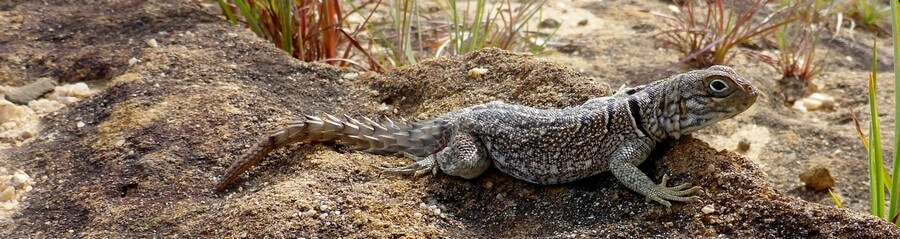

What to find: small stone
left=4, top=78, right=57, bottom=105
left=128, top=57, right=140, bottom=66
left=28, top=99, right=65, bottom=114
left=20, top=130, right=33, bottom=139
left=433, top=208, right=441, bottom=215
left=799, top=164, right=835, bottom=191
left=318, top=213, right=328, bottom=220
left=701, top=205, right=716, bottom=214
left=413, top=212, right=423, bottom=217
left=1, top=122, right=16, bottom=130
left=577, top=19, right=588, bottom=26
left=12, top=172, right=29, bottom=187
left=538, top=18, right=560, bottom=28
left=319, top=204, right=328, bottom=211
left=0, top=187, right=14, bottom=202
left=801, top=98, right=823, bottom=111
left=146, top=39, right=159, bottom=48
left=341, top=72, right=359, bottom=80
left=468, top=67, right=489, bottom=79
left=737, top=139, right=751, bottom=152
left=484, top=181, right=493, bottom=189
left=305, top=209, right=317, bottom=217
left=76, top=121, right=85, bottom=128
left=791, top=101, right=807, bottom=112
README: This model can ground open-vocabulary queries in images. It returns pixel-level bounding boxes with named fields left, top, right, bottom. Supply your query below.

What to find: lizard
left=215, top=65, right=758, bottom=207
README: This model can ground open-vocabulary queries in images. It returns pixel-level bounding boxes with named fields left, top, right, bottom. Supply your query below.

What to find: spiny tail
left=215, top=114, right=450, bottom=191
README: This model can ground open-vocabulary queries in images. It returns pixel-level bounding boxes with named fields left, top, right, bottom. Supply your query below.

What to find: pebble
left=50, top=83, right=91, bottom=98
left=792, top=93, right=836, bottom=112
left=318, top=213, right=328, bottom=220
left=413, top=212, right=423, bottom=217
left=128, top=57, right=140, bottom=66
left=319, top=204, right=328, bottom=211
left=76, top=121, right=85, bottom=128
left=28, top=99, right=65, bottom=114
left=341, top=72, right=359, bottom=80
left=4, top=78, right=57, bottom=105
left=577, top=19, right=588, bottom=26
left=737, top=139, right=751, bottom=152
left=701, top=205, right=716, bottom=214
left=146, top=38, right=159, bottom=48
left=0, top=187, right=14, bottom=202
left=0, top=99, right=36, bottom=125
left=484, top=181, right=493, bottom=189
left=539, top=18, right=560, bottom=28
left=11, top=172, right=30, bottom=186
left=467, top=67, right=489, bottom=79
left=799, top=164, right=835, bottom=191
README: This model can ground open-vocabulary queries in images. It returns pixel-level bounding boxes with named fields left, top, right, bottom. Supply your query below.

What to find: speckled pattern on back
left=218, top=65, right=758, bottom=206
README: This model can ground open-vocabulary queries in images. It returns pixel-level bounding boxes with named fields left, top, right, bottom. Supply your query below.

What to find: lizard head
left=664, top=65, right=758, bottom=138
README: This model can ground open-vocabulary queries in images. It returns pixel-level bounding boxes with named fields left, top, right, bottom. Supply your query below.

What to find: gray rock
left=4, top=78, right=57, bottom=105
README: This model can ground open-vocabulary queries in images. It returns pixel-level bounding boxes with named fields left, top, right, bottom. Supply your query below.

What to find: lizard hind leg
left=376, top=133, right=491, bottom=180
left=375, top=152, right=438, bottom=177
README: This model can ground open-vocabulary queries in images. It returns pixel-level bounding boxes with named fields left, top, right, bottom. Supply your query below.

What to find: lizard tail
left=215, top=114, right=450, bottom=191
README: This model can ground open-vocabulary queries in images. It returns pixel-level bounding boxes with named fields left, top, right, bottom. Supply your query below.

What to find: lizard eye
left=706, top=76, right=735, bottom=97
left=709, top=79, right=728, bottom=92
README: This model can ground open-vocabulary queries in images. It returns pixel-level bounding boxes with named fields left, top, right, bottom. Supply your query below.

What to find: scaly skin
left=216, top=65, right=758, bottom=207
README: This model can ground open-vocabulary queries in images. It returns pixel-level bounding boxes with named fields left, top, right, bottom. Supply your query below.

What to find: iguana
left=215, top=65, right=758, bottom=207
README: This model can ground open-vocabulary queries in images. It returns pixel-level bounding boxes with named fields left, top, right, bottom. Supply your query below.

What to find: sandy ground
left=0, top=0, right=899, bottom=237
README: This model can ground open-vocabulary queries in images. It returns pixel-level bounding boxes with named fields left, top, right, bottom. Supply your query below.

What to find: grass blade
left=217, top=0, right=239, bottom=25
left=869, top=39, right=886, bottom=219
left=828, top=189, right=844, bottom=208
left=889, top=0, right=900, bottom=225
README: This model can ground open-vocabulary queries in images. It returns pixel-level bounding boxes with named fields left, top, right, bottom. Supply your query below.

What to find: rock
left=467, top=67, right=489, bottom=78
left=341, top=72, right=359, bottom=80
left=0, top=99, right=36, bottom=125
left=737, top=139, right=751, bottom=152
left=146, top=38, right=159, bottom=48
left=577, top=19, right=588, bottom=26
left=0, top=187, right=14, bottom=202
left=801, top=98, right=823, bottom=110
left=799, top=165, right=835, bottom=191
left=4, top=78, right=57, bottom=105
left=539, top=18, right=560, bottom=28
left=28, top=99, right=65, bottom=114
left=791, top=101, right=807, bottom=112
left=701, top=205, right=716, bottom=214
left=49, top=83, right=91, bottom=99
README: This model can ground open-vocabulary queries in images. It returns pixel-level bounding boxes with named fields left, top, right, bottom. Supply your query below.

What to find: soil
left=1, top=0, right=900, bottom=238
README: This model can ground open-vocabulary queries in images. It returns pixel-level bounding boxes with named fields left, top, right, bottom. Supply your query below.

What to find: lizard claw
left=645, top=174, right=701, bottom=207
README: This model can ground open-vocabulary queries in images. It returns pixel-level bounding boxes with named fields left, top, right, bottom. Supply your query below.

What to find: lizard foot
left=374, top=153, right=438, bottom=177
left=645, top=174, right=701, bottom=207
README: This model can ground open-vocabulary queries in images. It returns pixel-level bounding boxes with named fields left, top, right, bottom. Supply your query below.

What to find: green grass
left=853, top=0, right=900, bottom=225
left=888, top=0, right=900, bottom=224
left=847, top=0, right=890, bottom=33
left=348, top=0, right=556, bottom=69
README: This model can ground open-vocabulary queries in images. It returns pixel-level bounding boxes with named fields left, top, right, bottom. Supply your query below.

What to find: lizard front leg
left=609, top=140, right=700, bottom=207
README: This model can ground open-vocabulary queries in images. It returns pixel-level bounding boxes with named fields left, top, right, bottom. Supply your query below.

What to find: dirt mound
left=1, top=0, right=899, bottom=238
